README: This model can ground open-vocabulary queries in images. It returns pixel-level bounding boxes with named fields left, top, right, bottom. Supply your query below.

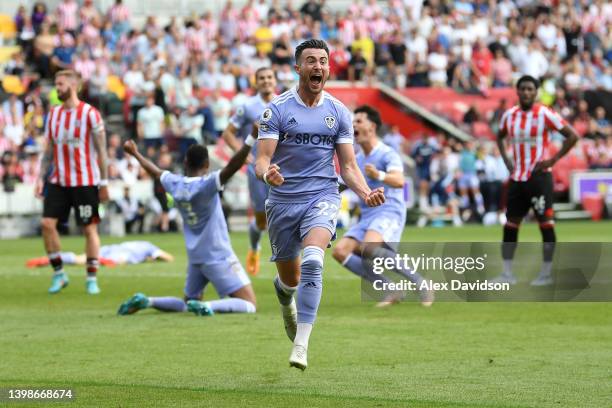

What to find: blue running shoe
left=48, top=272, right=69, bottom=294
left=86, top=278, right=101, bottom=295
left=186, top=300, right=214, bottom=316
left=117, top=293, right=149, bottom=315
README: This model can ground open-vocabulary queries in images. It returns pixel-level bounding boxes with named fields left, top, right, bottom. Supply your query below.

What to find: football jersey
left=356, top=142, right=405, bottom=218
left=229, top=93, right=272, bottom=159
left=160, top=170, right=233, bottom=264
left=45, top=101, right=104, bottom=187
left=258, top=86, right=353, bottom=202
left=499, top=103, right=567, bottom=182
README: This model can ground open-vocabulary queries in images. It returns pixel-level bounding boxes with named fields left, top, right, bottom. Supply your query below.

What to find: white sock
left=419, top=195, right=429, bottom=210
left=503, top=259, right=514, bottom=277
left=294, top=323, right=313, bottom=348
left=86, top=276, right=97, bottom=282
left=540, top=261, right=552, bottom=277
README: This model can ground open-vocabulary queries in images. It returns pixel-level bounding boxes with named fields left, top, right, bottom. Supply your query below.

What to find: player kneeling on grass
left=332, top=106, right=434, bottom=307
left=117, top=133, right=258, bottom=317
left=26, top=241, right=174, bottom=267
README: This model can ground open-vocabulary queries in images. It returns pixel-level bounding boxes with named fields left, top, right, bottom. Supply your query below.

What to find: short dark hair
left=185, top=144, right=209, bottom=171
left=354, top=105, right=382, bottom=131
left=295, top=39, right=329, bottom=63
left=255, top=66, right=274, bottom=78
left=516, top=75, right=539, bottom=89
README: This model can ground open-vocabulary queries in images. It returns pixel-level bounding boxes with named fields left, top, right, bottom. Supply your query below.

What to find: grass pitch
left=1, top=221, right=611, bottom=407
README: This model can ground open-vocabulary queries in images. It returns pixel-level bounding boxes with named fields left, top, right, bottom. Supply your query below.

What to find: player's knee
left=82, top=223, right=98, bottom=236
left=332, top=243, right=349, bottom=263
left=539, top=221, right=556, bottom=242
left=41, top=218, right=56, bottom=232
left=301, top=246, right=324, bottom=280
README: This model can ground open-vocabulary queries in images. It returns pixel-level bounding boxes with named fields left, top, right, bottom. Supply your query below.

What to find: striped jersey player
left=494, top=75, right=578, bottom=287
left=36, top=69, right=110, bottom=295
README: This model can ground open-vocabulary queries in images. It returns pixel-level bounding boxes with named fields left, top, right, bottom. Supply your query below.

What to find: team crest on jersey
left=236, top=106, right=244, bottom=116
left=262, top=108, right=272, bottom=122
left=324, top=116, right=336, bottom=129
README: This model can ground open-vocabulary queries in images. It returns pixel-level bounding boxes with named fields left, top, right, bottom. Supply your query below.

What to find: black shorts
left=506, top=171, right=554, bottom=221
left=43, top=184, right=100, bottom=226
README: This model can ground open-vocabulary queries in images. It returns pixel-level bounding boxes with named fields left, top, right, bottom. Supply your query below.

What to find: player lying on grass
left=26, top=241, right=174, bottom=267
left=117, top=134, right=257, bottom=317
left=332, top=105, right=434, bottom=307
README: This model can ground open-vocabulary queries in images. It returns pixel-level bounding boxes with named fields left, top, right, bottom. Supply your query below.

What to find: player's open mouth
left=310, top=74, right=323, bottom=85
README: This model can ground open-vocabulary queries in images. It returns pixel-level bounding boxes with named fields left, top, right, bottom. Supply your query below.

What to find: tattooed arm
left=92, top=126, right=110, bottom=202
left=35, top=139, right=53, bottom=198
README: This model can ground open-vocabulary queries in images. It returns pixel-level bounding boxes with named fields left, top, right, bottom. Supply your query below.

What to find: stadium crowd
left=0, top=0, right=611, bottom=224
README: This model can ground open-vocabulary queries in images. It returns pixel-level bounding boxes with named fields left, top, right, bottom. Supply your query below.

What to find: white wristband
left=99, top=179, right=109, bottom=186
left=245, top=134, right=256, bottom=147
left=377, top=171, right=386, bottom=182
left=262, top=172, right=270, bottom=185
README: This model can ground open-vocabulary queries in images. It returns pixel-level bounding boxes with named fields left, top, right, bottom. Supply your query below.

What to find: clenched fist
left=264, top=164, right=284, bottom=186
left=364, top=187, right=385, bottom=207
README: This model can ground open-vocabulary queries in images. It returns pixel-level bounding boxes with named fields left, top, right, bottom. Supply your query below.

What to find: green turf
left=1, top=221, right=611, bottom=407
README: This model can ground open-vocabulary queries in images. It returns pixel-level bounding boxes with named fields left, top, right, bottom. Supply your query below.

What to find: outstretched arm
left=336, top=143, right=385, bottom=207
left=154, top=250, right=174, bottom=262
left=219, top=124, right=257, bottom=185
left=123, top=140, right=164, bottom=180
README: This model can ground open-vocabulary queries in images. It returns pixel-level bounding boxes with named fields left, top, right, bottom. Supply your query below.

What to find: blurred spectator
left=137, top=95, right=165, bottom=150
left=481, top=144, right=508, bottom=223
left=152, top=152, right=172, bottom=232
left=33, top=23, right=55, bottom=78
left=491, top=49, right=512, bottom=88
left=31, top=2, right=47, bottom=34
left=427, top=44, right=448, bottom=87
left=21, top=146, right=41, bottom=184
left=2, top=95, right=25, bottom=148
left=117, top=185, right=145, bottom=234
left=210, top=89, right=231, bottom=138
left=197, top=98, right=216, bottom=145
left=348, top=48, right=368, bottom=83
left=56, top=0, right=79, bottom=34
left=51, top=34, right=76, bottom=73
left=382, top=125, right=404, bottom=154
left=177, top=101, right=205, bottom=159
left=89, top=61, right=110, bottom=115
left=108, top=0, right=131, bottom=38
left=1, top=151, right=23, bottom=193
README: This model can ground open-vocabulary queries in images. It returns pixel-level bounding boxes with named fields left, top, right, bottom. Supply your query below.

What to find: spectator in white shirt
left=177, top=101, right=205, bottom=159
left=209, top=89, right=231, bottom=138
left=137, top=95, right=165, bottom=150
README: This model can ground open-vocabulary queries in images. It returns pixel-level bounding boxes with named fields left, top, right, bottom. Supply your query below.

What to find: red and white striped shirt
left=56, top=0, right=78, bottom=31
left=108, top=4, right=130, bottom=23
left=45, top=102, right=104, bottom=187
left=499, top=103, right=567, bottom=182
